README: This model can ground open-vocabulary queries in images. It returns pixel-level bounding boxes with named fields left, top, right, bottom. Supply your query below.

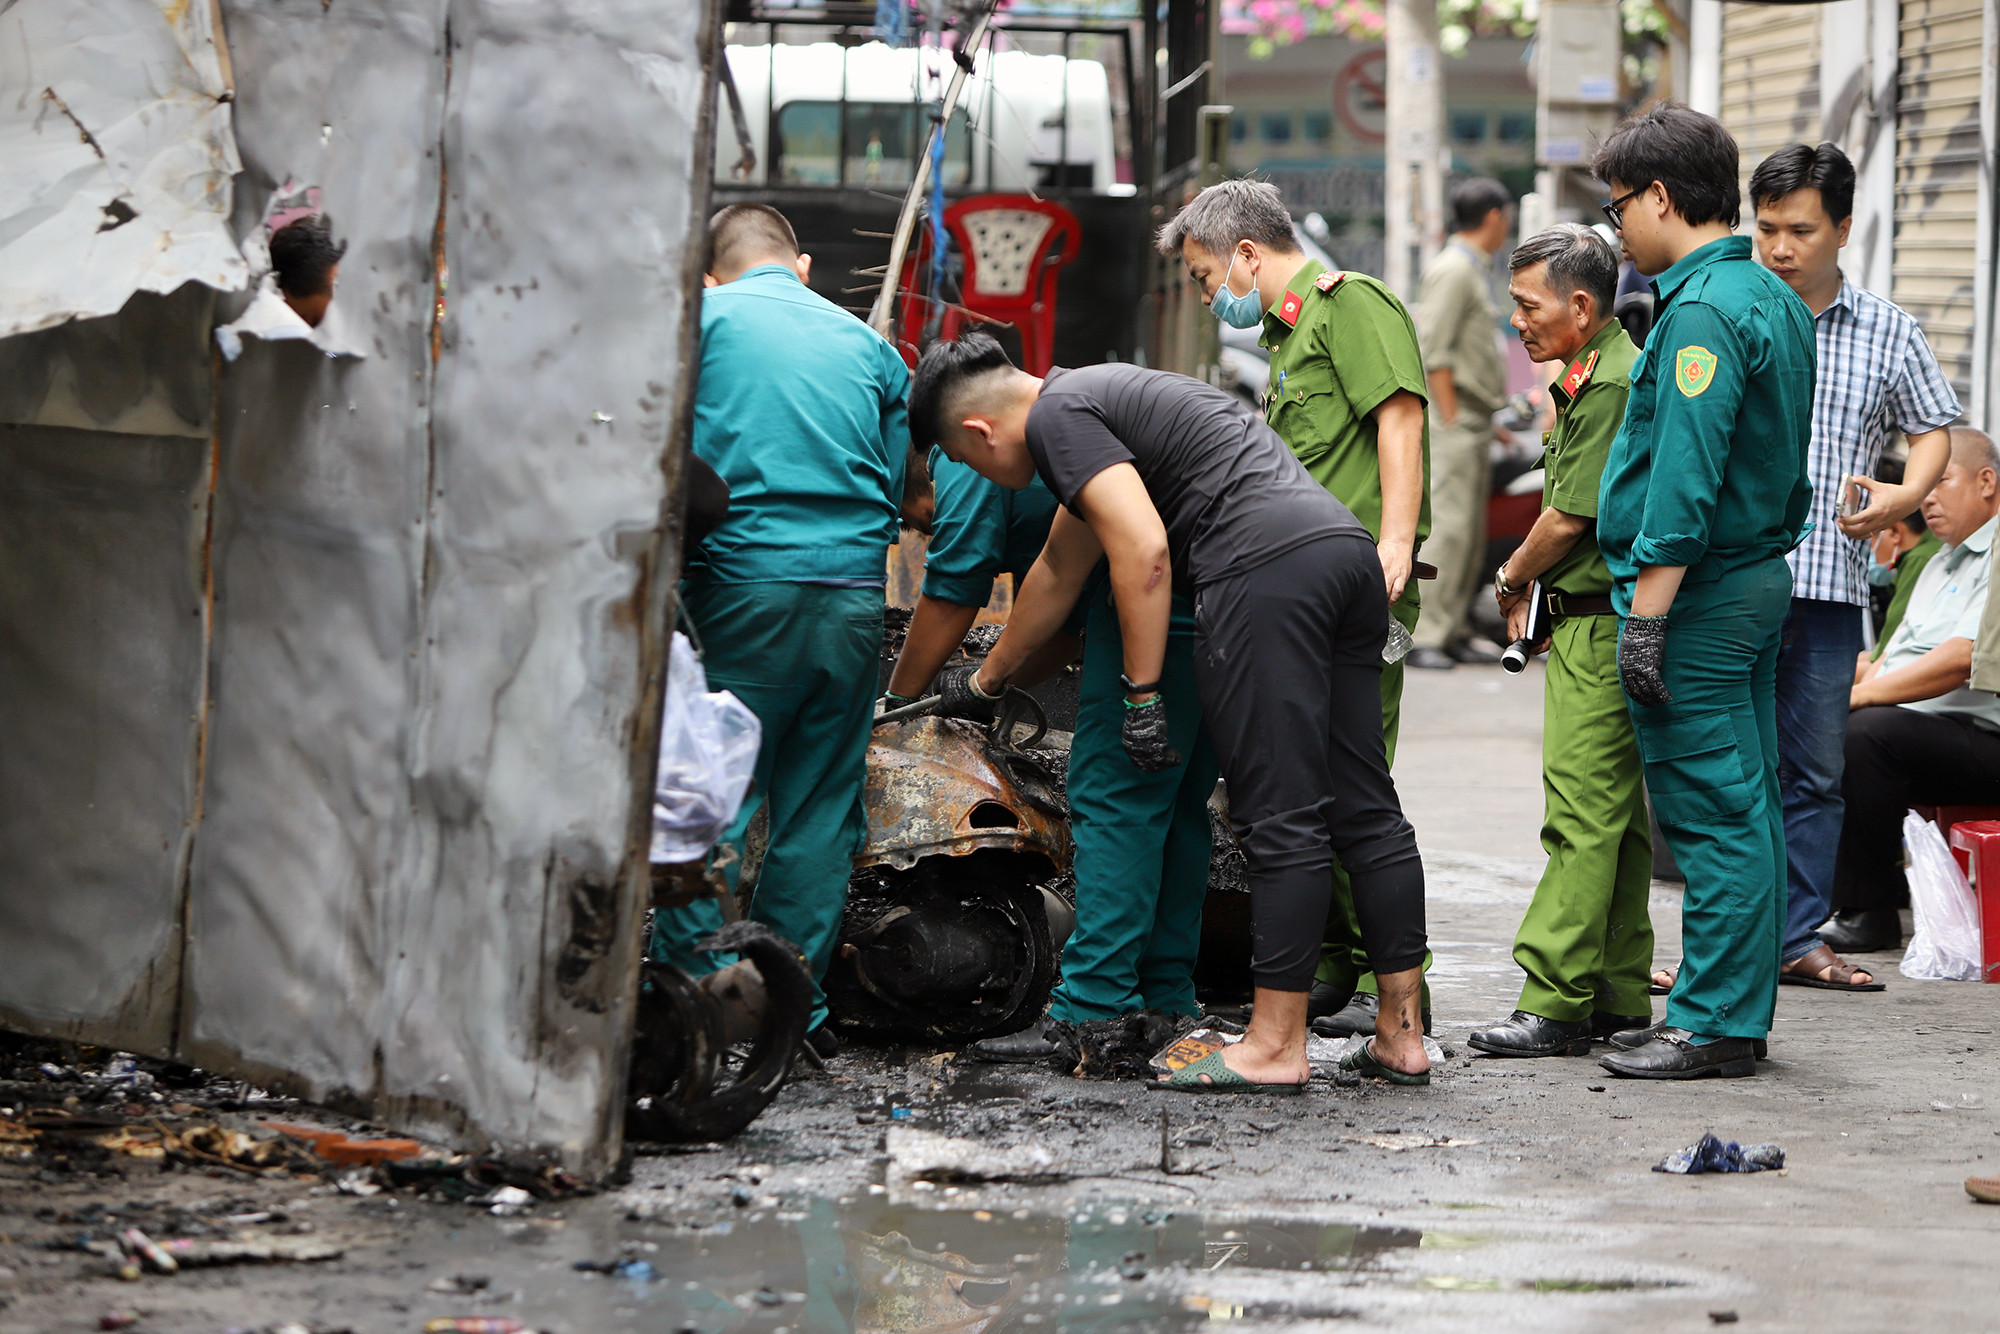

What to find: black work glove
left=933, top=664, right=1001, bottom=723
left=1618, top=614, right=1674, bottom=706
left=1120, top=696, right=1181, bottom=772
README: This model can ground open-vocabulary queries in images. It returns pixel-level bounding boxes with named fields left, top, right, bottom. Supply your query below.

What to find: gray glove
left=933, top=665, right=1001, bottom=723
left=1618, top=614, right=1674, bottom=706
left=1120, top=696, right=1181, bottom=772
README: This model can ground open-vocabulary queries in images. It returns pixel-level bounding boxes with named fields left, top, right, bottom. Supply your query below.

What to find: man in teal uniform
left=652, top=204, right=910, bottom=1057
left=1157, top=179, right=1433, bottom=1035
left=884, top=451, right=1218, bottom=1060
left=1588, top=105, right=1815, bottom=1080
left=1470, top=224, right=1653, bottom=1057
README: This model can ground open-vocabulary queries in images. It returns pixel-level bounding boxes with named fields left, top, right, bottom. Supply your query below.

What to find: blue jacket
left=689, top=265, right=910, bottom=583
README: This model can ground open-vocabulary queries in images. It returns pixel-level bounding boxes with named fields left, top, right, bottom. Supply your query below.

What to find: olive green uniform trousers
left=1513, top=613, right=1654, bottom=1020
left=1627, top=557, right=1791, bottom=1040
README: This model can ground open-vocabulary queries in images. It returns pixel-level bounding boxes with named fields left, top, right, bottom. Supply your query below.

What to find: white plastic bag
left=1900, top=811, right=1983, bottom=981
left=650, top=632, right=761, bottom=864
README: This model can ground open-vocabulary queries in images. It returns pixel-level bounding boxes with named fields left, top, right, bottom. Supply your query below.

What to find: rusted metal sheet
left=857, top=717, right=1073, bottom=873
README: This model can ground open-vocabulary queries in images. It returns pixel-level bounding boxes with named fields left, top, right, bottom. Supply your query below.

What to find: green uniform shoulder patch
left=1674, top=345, right=1718, bottom=398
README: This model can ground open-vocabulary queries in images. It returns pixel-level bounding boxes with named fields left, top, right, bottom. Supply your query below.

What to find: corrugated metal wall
left=1892, top=0, right=1987, bottom=407
left=1718, top=1, right=1824, bottom=204
left=0, top=0, right=716, bottom=1177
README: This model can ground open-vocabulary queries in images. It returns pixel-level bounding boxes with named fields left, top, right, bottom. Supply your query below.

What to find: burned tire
left=827, top=849, right=1060, bottom=1043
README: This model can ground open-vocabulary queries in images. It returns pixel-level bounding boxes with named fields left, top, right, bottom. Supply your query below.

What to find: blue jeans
left=1774, top=597, right=1864, bottom=964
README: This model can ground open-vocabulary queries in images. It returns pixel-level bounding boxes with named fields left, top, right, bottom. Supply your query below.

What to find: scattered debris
left=1074, top=1012, right=1194, bottom=1080
left=479, top=1186, right=534, bottom=1217
left=264, top=1122, right=424, bottom=1166
left=1710, top=1312, right=1740, bottom=1324
left=99, top=1312, right=139, bottom=1331
left=1340, top=1132, right=1480, bottom=1152
left=884, top=1125, right=1066, bottom=1186
left=421, top=1320, right=530, bottom=1334
left=1653, top=1133, right=1785, bottom=1174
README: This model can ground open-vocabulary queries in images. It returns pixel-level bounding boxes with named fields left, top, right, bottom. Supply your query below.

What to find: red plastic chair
left=895, top=194, right=1081, bottom=375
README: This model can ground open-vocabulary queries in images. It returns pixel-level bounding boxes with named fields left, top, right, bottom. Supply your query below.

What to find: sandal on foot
left=1779, top=943, right=1885, bottom=991
left=1337, top=1039, right=1430, bottom=1086
left=1648, top=962, right=1680, bottom=996
left=1149, top=1049, right=1305, bottom=1094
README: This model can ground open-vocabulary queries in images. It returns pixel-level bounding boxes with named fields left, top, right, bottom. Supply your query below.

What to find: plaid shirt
left=1789, top=278, right=1961, bottom=605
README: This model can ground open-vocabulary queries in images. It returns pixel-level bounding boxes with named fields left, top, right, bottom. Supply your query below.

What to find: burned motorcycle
left=827, top=712, right=1074, bottom=1042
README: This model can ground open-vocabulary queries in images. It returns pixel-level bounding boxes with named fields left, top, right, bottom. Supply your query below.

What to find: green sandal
left=1149, top=1049, right=1306, bottom=1094
left=1338, top=1040, right=1431, bottom=1086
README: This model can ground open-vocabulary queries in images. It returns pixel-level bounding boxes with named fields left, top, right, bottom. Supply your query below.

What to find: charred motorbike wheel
left=625, top=920, right=813, bottom=1144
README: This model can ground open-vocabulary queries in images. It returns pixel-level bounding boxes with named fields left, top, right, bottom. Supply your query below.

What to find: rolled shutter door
left=1718, top=2, right=1824, bottom=207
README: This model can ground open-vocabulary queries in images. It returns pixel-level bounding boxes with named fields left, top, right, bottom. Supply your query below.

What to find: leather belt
left=1547, top=591, right=1615, bottom=622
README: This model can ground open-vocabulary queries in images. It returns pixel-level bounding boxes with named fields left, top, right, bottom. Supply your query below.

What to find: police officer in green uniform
left=1468, top=224, right=1654, bottom=1057
left=884, top=451, right=1219, bottom=1060
left=1588, top=106, right=1814, bottom=1080
left=651, top=204, right=910, bottom=1056
left=1157, top=180, right=1433, bottom=1034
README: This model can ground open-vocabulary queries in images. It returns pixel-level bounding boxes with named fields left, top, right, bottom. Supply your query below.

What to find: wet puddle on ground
left=407, top=1201, right=1425, bottom=1331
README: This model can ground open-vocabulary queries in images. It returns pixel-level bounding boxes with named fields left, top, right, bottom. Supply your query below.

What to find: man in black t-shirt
left=910, top=333, right=1431, bottom=1090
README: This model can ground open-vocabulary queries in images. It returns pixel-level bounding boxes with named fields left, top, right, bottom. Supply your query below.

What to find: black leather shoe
left=1307, top=980, right=1352, bottom=1023
left=1309, top=992, right=1432, bottom=1038
left=965, top=1015, right=1075, bottom=1065
left=1468, top=1011, right=1592, bottom=1057
left=1818, top=909, right=1902, bottom=953
left=1599, top=1027, right=1758, bottom=1079
left=1406, top=647, right=1457, bottom=671
left=804, top=1024, right=841, bottom=1061
left=1590, top=1011, right=1651, bottom=1040
left=1446, top=638, right=1505, bottom=665
left=1608, top=1020, right=1765, bottom=1059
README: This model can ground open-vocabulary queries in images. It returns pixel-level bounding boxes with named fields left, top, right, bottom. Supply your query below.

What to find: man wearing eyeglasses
left=1587, top=104, right=1816, bottom=1081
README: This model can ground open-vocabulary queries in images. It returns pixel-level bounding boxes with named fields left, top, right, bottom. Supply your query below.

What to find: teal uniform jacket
left=923, top=449, right=1060, bottom=605
left=689, top=264, right=909, bottom=583
left=655, top=265, right=909, bottom=1032
left=1597, top=235, right=1815, bottom=1043
left=1598, top=236, right=1814, bottom=608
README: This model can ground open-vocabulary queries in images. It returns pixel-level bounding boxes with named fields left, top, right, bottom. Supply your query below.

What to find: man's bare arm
left=973, top=507, right=1104, bottom=693
left=887, top=595, right=981, bottom=698
left=1838, top=426, right=1950, bottom=540
left=1498, top=506, right=1591, bottom=640
left=1068, top=463, right=1172, bottom=700
left=1851, top=638, right=1972, bottom=708
left=1372, top=389, right=1426, bottom=606
left=1425, top=368, right=1459, bottom=426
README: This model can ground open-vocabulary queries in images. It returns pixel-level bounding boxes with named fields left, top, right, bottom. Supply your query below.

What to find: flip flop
left=1779, top=943, right=1886, bottom=992
left=1338, top=1039, right=1431, bottom=1086
left=1648, top=962, right=1680, bottom=996
left=1148, top=1049, right=1305, bottom=1094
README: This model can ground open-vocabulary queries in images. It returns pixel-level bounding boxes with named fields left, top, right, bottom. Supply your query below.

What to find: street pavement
left=3, top=661, right=1996, bottom=1332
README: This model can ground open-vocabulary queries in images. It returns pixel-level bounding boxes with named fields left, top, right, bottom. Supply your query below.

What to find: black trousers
left=1192, top=533, right=1427, bottom=991
left=1833, top=705, right=2000, bottom=912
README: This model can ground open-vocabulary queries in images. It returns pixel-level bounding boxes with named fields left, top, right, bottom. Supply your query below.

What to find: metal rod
left=867, top=1, right=1001, bottom=335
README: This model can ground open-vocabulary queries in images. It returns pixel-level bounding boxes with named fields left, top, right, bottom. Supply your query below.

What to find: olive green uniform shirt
left=1540, top=321, right=1640, bottom=598
left=1416, top=240, right=1509, bottom=419
left=1258, top=260, right=1432, bottom=553
left=1598, top=235, right=1814, bottom=605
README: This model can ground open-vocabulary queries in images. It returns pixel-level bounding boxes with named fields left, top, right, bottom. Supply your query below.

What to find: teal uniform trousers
left=651, top=580, right=884, bottom=1032
left=1624, top=557, right=1792, bottom=1040
left=1049, top=587, right=1218, bottom=1022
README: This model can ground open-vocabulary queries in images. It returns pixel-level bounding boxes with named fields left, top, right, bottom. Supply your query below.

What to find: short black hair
left=1592, top=102, right=1741, bottom=229
left=1449, top=177, right=1512, bottom=233
left=706, top=202, right=798, bottom=275
left=268, top=215, right=346, bottom=299
left=909, top=331, right=1016, bottom=453
left=1749, top=142, right=1856, bottom=223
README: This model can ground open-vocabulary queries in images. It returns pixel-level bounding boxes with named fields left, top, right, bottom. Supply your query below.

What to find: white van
left=716, top=41, right=1131, bottom=196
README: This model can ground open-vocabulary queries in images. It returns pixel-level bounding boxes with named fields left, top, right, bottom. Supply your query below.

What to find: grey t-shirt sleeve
left=1026, top=390, right=1134, bottom=509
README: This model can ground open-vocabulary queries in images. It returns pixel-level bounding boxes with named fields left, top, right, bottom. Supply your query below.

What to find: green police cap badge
left=1675, top=345, right=1718, bottom=398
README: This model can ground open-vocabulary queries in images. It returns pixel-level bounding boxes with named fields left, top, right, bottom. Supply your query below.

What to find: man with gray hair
left=1157, top=177, right=1435, bottom=1038
left=1470, top=223, right=1655, bottom=1057
left=1831, top=427, right=2000, bottom=935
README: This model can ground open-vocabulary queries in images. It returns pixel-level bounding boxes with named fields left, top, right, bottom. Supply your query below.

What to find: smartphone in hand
left=1837, top=475, right=1872, bottom=519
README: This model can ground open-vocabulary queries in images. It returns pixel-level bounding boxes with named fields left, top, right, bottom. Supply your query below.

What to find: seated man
left=1826, top=427, right=2000, bottom=952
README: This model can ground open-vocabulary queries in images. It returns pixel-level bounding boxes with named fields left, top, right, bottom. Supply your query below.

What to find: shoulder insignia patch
left=1675, top=345, right=1719, bottom=398
left=1560, top=348, right=1600, bottom=398
left=1314, top=270, right=1346, bottom=292
left=1276, top=290, right=1303, bottom=326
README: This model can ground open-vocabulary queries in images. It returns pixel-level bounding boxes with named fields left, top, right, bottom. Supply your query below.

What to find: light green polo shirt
left=1882, top=514, right=2000, bottom=730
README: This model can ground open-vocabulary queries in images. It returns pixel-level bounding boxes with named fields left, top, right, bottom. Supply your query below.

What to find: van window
left=775, top=101, right=970, bottom=188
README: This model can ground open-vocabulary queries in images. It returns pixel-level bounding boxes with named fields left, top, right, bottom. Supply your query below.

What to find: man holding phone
left=1747, top=144, right=1960, bottom=971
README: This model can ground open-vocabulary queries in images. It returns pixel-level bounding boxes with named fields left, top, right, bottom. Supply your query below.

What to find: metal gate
left=1718, top=1, right=1825, bottom=200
